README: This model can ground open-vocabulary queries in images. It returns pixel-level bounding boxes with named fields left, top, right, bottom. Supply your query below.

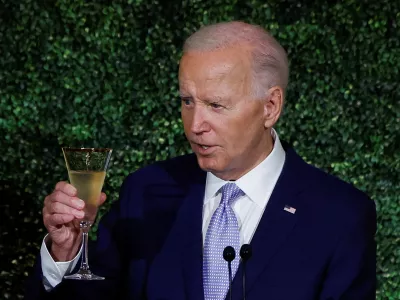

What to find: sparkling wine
left=62, top=147, right=111, bottom=280
left=68, top=170, right=106, bottom=220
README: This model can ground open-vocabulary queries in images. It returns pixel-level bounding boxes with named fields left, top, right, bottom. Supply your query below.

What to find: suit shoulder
left=310, top=163, right=372, bottom=202
left=285, top=148, right=372, bottom=208
left=301, top=161, right=376, bottom=225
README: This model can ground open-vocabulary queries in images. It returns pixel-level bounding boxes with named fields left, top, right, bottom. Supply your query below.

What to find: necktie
left=203, top=183, right=244, bottom=300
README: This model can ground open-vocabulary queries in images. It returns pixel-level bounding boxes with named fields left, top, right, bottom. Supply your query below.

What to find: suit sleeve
left=319, top=198, right=377, bottom=300
left=24, top=175, right=135, bottom=300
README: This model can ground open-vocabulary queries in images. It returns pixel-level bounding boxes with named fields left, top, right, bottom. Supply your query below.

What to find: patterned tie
left=203, top=183, right=244, bottom=300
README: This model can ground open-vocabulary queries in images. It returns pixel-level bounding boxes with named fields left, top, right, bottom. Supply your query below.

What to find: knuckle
left=50, top=201, right=59, bottom=212
left=44, top=197, right=53, bottom=210
left=53, top=214, right=62, bottom=224
left=53, top=190, right=66, bottom=202
left=55, top=181, right=65, bottom=190
left=48, top=191, right=57, bottom=202
left=47, top=215, right=58, bottom=226
left=43, top=212, right=51, bottom=226
left=42, top=207, right=47, bottom=217
left=53, top=190, right=62, bottom=200
left=68, top=196, right=75, bottom=206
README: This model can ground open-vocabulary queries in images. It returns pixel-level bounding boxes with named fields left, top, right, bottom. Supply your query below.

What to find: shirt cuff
left=40, top=234, right=82, bottom=291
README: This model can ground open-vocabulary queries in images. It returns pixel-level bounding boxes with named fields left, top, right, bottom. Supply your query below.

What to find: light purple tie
left=203, top=183, right=244, bottom=300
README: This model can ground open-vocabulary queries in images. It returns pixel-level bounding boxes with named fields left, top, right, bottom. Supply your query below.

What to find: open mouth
left=193, top=143, right=214, bottom=152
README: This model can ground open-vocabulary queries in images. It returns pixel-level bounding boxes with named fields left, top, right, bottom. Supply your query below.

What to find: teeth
left=202, top=146, right=209, bottom=150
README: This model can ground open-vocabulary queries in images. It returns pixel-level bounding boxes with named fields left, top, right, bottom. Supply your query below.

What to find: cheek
left=181, top=112, right=191, bottom=132
left=214, top=122, right=244, bottom=155
left=225, top=116, right=262, bottom=151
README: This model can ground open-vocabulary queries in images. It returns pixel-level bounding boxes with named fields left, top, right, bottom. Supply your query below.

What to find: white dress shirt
left=202, top=129, right=286, bottom=244
left=40, top=129, right=286, bottom=290
left=40, top=235, right=81, bottom=290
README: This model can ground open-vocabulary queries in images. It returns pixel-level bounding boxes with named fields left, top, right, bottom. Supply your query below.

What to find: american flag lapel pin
left=284, top=205, right=296, bottom=214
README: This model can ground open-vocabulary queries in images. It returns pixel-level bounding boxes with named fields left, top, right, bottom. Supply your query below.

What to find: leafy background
left=0, top=0, right=399, bottom=299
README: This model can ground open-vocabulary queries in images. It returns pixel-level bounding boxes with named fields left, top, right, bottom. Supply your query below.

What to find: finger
left=42, top=207, right=49, bottom=226
left=49, top=190, right=85, bottom=210
left=99, top=192, right=107, bottom=206
left=44, top=195, right=51, bottom=207
left=42, top=205, right=49, bottom=217
left=49, top=201, right=85, bottom=219
left=48, top=213, right=76, bottom=226
left=54, top=181, right=77, bottom=197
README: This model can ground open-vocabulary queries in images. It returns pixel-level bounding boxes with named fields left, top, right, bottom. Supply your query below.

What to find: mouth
left=192, top=142, right=216, bottom=154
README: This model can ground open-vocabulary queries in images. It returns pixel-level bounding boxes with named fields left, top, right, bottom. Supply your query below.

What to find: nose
left=190, top=106, right=211, bottom=134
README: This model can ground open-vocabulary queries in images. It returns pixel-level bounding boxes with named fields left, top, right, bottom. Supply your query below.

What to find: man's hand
left=42, top=181, right=106, bottom=262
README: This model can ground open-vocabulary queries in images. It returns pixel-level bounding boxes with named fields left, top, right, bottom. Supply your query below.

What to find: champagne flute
left=62, top=147, right=112, bottom=280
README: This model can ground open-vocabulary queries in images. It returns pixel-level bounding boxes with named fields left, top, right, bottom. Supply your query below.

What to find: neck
left=213, top=131, right=274, bottom=181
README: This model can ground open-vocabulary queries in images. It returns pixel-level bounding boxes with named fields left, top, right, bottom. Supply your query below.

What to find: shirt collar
left=204, top=128, right=286, bottom=207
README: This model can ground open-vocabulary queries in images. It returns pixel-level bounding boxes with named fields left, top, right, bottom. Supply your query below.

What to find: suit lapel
left=231, top=148, right=307, bottom=299
left=170, top=147, right=308, bottom=300
left=179, top=168, right=206, bottom=300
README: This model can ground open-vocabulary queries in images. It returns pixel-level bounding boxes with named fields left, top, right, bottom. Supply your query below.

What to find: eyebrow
left=179, top=89, right=189, bottom=95
left=205, top=97, right=223, bottom=103
left=178, top=93, right=225, bottom=103
left=208, top=95, right=227, bottom=104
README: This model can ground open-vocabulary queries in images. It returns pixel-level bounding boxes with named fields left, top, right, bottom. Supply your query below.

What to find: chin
left=195, top=155, right=220, bottom=172
left=195, top=154, right=229, bottom=176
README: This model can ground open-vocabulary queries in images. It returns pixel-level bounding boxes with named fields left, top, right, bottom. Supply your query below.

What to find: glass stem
left=80, top=221, right=91, bottom=272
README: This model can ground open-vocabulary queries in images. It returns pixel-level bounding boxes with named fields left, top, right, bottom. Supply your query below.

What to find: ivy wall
left=0, top=0, right=399, bottom=298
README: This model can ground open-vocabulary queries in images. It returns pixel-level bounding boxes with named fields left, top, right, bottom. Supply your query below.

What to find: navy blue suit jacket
left=26, top=145, right=376, bottom=299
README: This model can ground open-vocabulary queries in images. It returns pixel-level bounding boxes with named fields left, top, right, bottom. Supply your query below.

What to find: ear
left=263, top=86, right=284, bottom=128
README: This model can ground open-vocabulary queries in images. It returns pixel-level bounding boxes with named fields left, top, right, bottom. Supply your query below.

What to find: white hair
left=183, top=21, right=289, bottom=99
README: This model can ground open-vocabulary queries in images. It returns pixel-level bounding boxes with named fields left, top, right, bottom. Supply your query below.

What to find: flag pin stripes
left=284, top=205, right=296, bottom=214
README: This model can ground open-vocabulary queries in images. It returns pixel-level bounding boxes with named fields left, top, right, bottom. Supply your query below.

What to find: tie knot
left=220, top=183, right=243, bottom=206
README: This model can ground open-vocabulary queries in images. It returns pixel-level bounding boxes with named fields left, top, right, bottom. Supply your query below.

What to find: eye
left=210, top=102, right=223, bottom=109
left=181, top=97, right=193, bottom=106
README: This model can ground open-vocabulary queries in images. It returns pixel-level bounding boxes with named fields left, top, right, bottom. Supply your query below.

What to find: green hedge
left=0, top=0, right=399, bottom=298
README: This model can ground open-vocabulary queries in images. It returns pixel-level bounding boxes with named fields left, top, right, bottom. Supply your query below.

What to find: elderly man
left=26, top=21, right=376, bottom=300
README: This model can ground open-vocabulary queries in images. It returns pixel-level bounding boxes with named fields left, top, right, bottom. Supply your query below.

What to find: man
left=26, top=21, right=376, bottom=300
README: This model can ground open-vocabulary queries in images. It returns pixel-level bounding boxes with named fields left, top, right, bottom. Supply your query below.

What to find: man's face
left=179, top=46, right=271, bottom=180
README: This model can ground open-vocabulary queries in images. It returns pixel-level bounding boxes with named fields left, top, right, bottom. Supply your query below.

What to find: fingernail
left=75, top=210, right=85, bottom=218
left=69, top=186, right=77, bottom=195
left=73, top=199, right=85, bottom=209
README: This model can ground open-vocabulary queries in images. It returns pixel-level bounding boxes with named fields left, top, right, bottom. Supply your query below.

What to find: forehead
left=179, top=46, right=253, bottom=95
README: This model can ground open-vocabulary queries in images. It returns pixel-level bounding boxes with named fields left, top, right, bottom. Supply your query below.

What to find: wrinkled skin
left=179, top=45, right=283, bottom=180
